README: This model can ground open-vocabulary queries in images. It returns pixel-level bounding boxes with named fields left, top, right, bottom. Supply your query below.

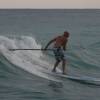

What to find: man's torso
left=54, top=36, right=67, bottom=48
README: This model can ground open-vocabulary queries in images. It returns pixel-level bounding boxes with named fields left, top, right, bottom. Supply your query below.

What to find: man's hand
left=44, top=47, right=47, bottom=51
left=41, top=47, right=47, bottom=54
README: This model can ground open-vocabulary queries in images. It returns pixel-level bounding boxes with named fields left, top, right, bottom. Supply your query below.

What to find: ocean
left=0, top=9, right=100, bottom=100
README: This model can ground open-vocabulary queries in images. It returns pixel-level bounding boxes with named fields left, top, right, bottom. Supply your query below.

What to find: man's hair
left=63, top=31, right=69, bottom=37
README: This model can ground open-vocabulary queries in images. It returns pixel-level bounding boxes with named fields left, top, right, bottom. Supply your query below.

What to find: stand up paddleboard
left=44, top=69, right=100, bottom=84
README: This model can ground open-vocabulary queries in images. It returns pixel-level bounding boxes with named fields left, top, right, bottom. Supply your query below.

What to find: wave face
left=0, top=35, right=100, bottom=100
left=0, top=36, right=61, bottom=83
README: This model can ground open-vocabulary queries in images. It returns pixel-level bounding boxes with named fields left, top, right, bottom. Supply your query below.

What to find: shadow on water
left=68, top=78, right=100, bottom=88
left=48, top=81, right=63, bottom=93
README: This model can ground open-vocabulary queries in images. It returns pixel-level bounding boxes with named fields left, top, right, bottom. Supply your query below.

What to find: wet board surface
left=44, top=69, right=100, bottom=83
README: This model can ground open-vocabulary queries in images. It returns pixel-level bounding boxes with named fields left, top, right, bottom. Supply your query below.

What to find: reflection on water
left=48, top=81, right=63, bottom=93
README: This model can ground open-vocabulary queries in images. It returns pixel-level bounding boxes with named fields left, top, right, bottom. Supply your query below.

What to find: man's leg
left=62, top=60, right=66, bottom=74
left=52, top=60, right=60, bottom=72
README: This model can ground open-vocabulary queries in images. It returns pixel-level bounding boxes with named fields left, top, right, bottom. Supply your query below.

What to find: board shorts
left=53, top=47, right=66, bottom=61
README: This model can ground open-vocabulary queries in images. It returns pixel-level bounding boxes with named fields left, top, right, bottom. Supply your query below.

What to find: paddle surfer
left=44, top=31, right=70, bottom=74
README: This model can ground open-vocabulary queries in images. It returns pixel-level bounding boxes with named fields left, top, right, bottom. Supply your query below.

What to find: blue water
left=0, top=9, right=100, bottom=100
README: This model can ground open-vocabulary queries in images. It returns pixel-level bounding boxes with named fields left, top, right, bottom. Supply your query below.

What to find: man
left=44, top=31, right=70, bottom=74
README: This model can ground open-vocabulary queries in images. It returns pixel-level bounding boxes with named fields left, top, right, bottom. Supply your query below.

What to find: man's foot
left=62, top=72, right=67, bottom=75
left=52, top=69, right=56, bottom=72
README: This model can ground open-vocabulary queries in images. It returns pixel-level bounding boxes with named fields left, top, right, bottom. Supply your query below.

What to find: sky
left=0, top=0, right=100, bottom=9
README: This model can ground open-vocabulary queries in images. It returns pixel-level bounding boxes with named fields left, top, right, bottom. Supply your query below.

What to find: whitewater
left=0, top=36, right=63, bottom=82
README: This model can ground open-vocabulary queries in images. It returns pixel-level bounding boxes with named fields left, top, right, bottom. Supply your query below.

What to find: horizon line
left=0, top=8, right=100, bottom=9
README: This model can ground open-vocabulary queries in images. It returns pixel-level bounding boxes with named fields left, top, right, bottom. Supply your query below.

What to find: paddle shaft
left=9, top=49, right=53, bottom=51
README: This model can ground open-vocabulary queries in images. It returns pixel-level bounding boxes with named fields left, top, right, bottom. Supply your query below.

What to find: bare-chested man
left=44, top=31, right=70, bottom=74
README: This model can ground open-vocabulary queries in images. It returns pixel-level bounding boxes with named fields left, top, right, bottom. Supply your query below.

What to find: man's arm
left=44, top=38, right=56, bottom=50
left=63, top=40, right=67, bottom=51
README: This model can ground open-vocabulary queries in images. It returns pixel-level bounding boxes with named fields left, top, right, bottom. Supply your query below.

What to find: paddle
left=9, top=48, right=53, bottom=51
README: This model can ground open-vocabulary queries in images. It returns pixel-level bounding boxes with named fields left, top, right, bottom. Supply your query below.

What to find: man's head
left=63, top=31, right=69, bottom=37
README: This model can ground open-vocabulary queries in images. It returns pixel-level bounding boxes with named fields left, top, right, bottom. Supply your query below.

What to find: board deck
left=44, top=70, right=100, bottom=82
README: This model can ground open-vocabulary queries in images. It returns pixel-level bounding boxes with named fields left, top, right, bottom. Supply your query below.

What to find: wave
left=0, top=35, right=61, bottom=82
left=0, top=35, right=100, bottom=85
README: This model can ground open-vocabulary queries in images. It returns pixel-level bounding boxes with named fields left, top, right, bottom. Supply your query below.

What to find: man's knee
left=56, top=59, right=61, bottom=63
left=62, top=59, right=66, bottom=63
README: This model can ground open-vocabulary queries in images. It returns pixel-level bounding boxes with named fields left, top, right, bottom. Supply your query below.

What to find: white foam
left=0, top=36, right=60, bottom=82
